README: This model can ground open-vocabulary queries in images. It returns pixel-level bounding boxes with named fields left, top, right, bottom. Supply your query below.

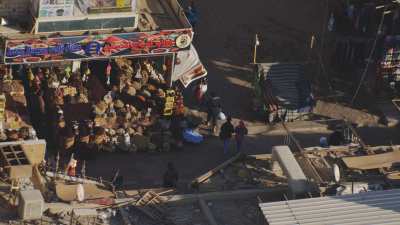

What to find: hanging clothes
left=134, top=65, right=142, bottom=79
left=106, top=62, right=112, bottom=86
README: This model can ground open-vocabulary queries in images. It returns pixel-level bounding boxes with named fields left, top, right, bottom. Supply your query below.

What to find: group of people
left=161, top=117, right=248, bottom=189
left=193, top=79, right=249, bottom=154
left=220, top=117, right=248, bottom=154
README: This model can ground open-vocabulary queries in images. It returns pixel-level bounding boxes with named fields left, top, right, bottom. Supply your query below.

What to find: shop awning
left=173, top=44, right=207, bottom=88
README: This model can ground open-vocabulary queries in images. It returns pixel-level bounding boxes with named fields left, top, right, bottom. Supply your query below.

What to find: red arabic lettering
left=101, top=38, right=176, bottom=54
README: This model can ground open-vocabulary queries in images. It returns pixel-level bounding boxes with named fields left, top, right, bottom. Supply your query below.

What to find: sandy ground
left=86, top=0, right=400, bottom=189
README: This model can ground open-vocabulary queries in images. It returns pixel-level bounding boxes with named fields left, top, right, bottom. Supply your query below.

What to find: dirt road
left=86, top=0, right=399, bottom=189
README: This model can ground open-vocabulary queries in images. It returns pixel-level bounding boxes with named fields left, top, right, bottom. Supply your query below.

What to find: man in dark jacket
left=206, top=92, right=221, bottom=134
left=328, top=129, right=345, bottom=146
left=220, top=116, right=234, bottom=154
left=235, top=120, right=248, bottom=152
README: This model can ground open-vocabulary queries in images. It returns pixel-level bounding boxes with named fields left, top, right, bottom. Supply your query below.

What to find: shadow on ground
left=86, top=129, right=332, bottom=190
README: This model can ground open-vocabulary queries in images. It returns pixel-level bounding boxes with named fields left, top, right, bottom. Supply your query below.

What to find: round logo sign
left=175, top=34, right=192, bottom=49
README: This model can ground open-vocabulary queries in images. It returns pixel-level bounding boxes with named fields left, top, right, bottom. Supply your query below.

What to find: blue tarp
left=183, top=129, right=203, bottom=144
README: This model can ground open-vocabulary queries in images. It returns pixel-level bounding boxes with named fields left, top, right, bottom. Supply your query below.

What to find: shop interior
left=1, top=53, right=195, bottom=163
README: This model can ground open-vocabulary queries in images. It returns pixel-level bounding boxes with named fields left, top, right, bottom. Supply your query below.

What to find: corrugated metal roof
left=259, top=189, right=400, bottom=225
left=259, top=63, right=310, bottom=110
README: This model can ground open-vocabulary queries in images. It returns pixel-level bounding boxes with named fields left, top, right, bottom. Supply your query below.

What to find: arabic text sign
left=4, top=29, right=192, bottom=64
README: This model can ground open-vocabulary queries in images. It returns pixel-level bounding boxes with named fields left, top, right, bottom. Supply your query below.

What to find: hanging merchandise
left=27, top=68, right=34, bottom=82
left=174, top=92, right=185, bottom=116
left=0, top=94, right=5, bottom=121
left=63, top=66, right=72, bottom=84
left=106, top=61, right=112, bottom=86
left=83, top=67, right=91, bottom=82
left=67, top=158, right=77, bottom=177
left=15, top=54, right=199, bottom=157
left=134, top=64, right=142, bottom=79
left=44, top=68, right=50, bottom=79
left=163, top=90, right=175, bottom=116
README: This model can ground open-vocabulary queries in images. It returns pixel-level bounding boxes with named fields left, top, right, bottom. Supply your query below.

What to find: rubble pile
left=197, top=156, right=288, bottom=192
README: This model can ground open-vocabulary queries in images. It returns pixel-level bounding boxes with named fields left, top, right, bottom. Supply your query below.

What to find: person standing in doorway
left=219, top=116, right=234, bottom=154
left=235, top=120, right=248, bottom=152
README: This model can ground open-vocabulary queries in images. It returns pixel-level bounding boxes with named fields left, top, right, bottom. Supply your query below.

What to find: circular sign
left=175, top=34, right=192, bottom=49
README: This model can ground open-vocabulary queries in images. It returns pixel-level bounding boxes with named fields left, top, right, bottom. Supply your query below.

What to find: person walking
left=219, top=116, right=234, bottom=154
left=235, top=120, right=248, bottom=152
left=206, top=92, right=221, bottom=134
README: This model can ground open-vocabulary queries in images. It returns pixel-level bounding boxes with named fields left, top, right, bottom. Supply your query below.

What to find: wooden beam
left=392, top=99, right=400, bottom=112
left=101, top=188, right=288, bottom=209
left=167, top=187, right=288, bottom=205
left=281, top=122, right=304, bottom=152
left=190, top=152, right=242, bottom=187
left=248, top=154, right=272, bottom=160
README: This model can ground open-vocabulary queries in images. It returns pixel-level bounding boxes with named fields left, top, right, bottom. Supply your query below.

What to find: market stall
left=0, top=0, right=207, bottom=160
left=380, top=35, right=400, bottom=96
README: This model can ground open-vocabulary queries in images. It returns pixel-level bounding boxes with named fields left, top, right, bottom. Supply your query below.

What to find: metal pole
left=253, top=34, right=258, bottom=64
left=55, top=152, right=60, bottom=181
left=81, top=160, right=86, bottom=179
left=170, top=53, right=175, bottom=88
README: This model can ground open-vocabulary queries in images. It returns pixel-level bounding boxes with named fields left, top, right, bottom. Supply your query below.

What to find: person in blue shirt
left=185, top=2, right=198, bottom=29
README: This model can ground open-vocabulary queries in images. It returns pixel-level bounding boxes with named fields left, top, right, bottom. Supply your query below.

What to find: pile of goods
left=0, top=67, right=38, bottom=142
left=23, top=58, right=201, bottom=160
